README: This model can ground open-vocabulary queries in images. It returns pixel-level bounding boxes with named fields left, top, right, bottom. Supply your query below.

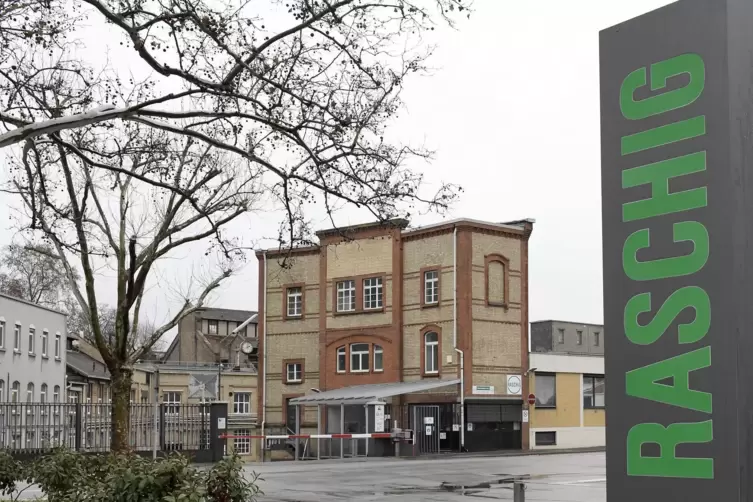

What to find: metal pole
left=294, top=404, right=300, bottom=461
left=364, top=404, right=369, bottom=457
left=513, top=481, right=526, bottom=502
left=317, top=404, right=321, bottom=460
left=340, top=404, right=344, bottom=459
left=152, top=368, right=159, bottom=459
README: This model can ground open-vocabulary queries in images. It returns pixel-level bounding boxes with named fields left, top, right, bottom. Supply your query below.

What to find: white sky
left=0, top=0, right=676, bottom=337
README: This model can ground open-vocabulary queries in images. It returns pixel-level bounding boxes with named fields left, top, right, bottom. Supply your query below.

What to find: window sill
left=0, top=347, right=5, bottom=352
left=13, top=349, right=20, bottom=354
left=420, top=302, right=440, bottom=309
left=486, top=302, right=509, bottom=310
left=42, top=355, right=49, bottom=360
left=284, top=315, right=305, bottom=321
left=334, top=308, right=385, bottom=317
left=350, top=370, right=370, bottom=374
left=584, top=407, right=605, bottom=411
left=535, top=406, right=557, bottom=410
left=28, top=353, right=36, bottom=357
left=285, top=380, right=303, bottom=385
left=422, top=372, right=440, bottom=378
left=54, top=357, right=61, bottom=361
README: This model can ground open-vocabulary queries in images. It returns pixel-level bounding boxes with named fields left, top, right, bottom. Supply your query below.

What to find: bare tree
left=8, top=121, right=261, bottom=451
left=0, top=244, right=74, bottom=307
left=0, top=0, right=466, bottom=246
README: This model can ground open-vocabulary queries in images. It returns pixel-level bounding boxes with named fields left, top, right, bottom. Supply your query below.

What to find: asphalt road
left=247, top=451, right=606, bottom=501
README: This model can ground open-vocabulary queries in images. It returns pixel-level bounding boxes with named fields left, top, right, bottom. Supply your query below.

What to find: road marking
left=555, top=478, right=606, bottom=485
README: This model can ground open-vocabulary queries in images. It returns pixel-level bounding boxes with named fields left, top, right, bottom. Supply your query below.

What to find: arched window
left=27, top=382, right=34, bottom=402
left=41, top=384, right=48, bottom=403
left=424, top=332, right=439, bottom=375
left=350, top=343, right=370, bottom=373
left=53, top=386, right=60, bottom=403
left=0, top=380, right=4, bottom=402
left=485, top=254, right=510, bottom=307
left=336, top=346, right=346, bottom=373
left=11, top=381, right=19, bottom=402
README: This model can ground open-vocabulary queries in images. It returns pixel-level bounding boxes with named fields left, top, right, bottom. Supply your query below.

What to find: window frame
left=26, top=382, right=34, bottom=403
left=423, top=331, right=440, bottom=375
left=557, top=328, right=565, bottom=344
left=28, top=326, right=35, bottom=355
left=535, top=431, right=557, bottom=446
left=349, top=343, right=370, bottom=373
left=284, top=283, right=305, bottom=319
left=234, top=429, right=251, bottom=455
left=233, top=392, right=252, bottom=415
left=11, top=381, right=20, bottom=403
left=363, top=276, right=384, bottom=310
left=207, top=320, right=219, bottom=335
left=335, top=279, right=356, bottom=313
left=333, top=274, right=387, bottom=315
left=53, top=386, right=60, bottom=403
left=13, top=324, right=20, bottom=352
left=484, top=253, right=510, bottom=308
left=594, top=331, right=601, bottom=347
left=54, top=333, right=61, bottom=359
left=0, top=320, right=5, bottom=349
left=336, top=346, right=346, bottom=373
left=40, top=384, right=47, bottom=404
left=41, top=330, right=48, bottom=357
left=163, top=391, right=181, bottom=415
left=576, top=330, right=583, bottom=345
left=583, top=375, right=605, bottom=409
left=284, top=360, right=304, bottom=384
left=373, top=344, right=384, bottom=372
left=534, top=372, right=557, bottom=408
left=421, top=268, right=440, bottom=307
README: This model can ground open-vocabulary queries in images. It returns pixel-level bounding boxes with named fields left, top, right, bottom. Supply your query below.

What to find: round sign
left=507, top=375, right=522, bottom=394
left=528, top=394, right=536, bottom=405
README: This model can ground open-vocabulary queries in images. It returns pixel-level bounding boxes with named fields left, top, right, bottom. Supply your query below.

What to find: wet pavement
left=246, top=451, right=606, bottom=501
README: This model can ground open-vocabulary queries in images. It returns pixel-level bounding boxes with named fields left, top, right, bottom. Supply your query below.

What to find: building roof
left=0, top=293, right=68, bottom=316
left=531, top=319, right=604, bottom=327
left=197, top=308, right=257, bottom=323
left=67, top=350, right=110, bottom=381
left=289, top=379, right=461, bottom=405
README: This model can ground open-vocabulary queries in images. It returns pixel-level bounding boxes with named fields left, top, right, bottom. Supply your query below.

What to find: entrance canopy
left=290, top=379, right=461, bottom=406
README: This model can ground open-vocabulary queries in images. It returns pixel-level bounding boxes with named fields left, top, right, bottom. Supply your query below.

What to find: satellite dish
left=240, top=341, right=254, bottom=354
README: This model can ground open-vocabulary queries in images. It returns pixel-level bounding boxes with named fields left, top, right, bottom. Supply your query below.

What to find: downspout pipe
left=261, top=251, right=269, bottom=461
left=453, top=226, right=466, bottom=450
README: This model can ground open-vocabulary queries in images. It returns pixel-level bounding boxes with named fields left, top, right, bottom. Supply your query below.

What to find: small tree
left=8, top=122, right=261, bottom=451
left=0, top=244, right=74, bottom=306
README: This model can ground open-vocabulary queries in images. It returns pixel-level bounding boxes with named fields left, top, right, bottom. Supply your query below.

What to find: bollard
left=513, top=481, right=525, bottom=502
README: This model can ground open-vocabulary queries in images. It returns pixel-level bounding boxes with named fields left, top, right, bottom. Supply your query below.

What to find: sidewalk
left=403, top=446, right=605, bottom=460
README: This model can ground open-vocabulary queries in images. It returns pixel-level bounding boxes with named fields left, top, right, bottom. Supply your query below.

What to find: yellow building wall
left=530, top=373, right=581, bottom=428
left=584, top=409, right=605, bottom=427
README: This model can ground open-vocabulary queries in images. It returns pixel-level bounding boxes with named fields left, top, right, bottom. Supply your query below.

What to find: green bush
left=0, top=449, right=261, bottom=502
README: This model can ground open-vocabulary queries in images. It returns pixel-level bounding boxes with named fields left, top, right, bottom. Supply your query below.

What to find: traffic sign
left=527, top=394, right=535, bottom=406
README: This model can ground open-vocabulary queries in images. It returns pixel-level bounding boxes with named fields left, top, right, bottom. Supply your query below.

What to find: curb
left=398, top=446, right=605, bottom=460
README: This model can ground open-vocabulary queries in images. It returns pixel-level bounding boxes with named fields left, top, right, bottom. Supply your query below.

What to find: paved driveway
left=246, top=451, right=606, bottom=501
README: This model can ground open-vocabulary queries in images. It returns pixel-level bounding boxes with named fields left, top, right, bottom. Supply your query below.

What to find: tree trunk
left=110, top=367, right=133, bottom=453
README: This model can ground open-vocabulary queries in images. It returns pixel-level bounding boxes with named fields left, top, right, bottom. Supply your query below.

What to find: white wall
left=530, top=426, right=605, bottom=450
left=529, top=352, right=604, bottom=374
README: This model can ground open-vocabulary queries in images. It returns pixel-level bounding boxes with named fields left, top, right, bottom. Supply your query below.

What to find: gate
left=411, top=405, right=440, bottom=455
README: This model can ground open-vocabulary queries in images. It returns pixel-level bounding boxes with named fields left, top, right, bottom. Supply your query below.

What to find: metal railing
left=0, top=402, right=211, bottom=456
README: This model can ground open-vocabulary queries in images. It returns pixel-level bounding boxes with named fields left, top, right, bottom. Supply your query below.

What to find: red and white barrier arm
left=219, top=433, right=393, bottom=440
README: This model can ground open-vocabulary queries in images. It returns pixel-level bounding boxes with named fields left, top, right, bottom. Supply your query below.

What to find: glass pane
left=535, top=375, right=556, bottom=407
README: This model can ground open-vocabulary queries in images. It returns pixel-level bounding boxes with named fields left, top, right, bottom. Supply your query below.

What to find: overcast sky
left=0, top=0, right=676, bottom=336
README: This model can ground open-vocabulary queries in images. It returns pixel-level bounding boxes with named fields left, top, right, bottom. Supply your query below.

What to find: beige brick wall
left=266, top=253, right=320, bottom=334
left=265, top=332, right=320, bottom=425
left=326, top=237, right=393, bottom=278
left=402, top=319, right=457, bottom=381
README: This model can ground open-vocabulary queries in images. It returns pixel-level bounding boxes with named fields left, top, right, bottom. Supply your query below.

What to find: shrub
left=0, top=451, right=23, bottom=500
left=3, top=449, right=261, bottom=502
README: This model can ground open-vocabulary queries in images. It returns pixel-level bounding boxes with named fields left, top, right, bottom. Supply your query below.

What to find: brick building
left=256, top=217, right=534, bottom=455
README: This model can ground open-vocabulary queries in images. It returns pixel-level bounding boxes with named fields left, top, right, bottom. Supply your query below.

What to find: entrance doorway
left=411, top=405, right=440, bottom=454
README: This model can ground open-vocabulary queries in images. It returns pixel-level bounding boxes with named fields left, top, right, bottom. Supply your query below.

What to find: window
left=363, top=277, right=383, bottom=310
left=535, top=431, right=557, bottom=446
left=336, top=280, right=356, bottom=312
left=286, top=362, right=303, bottom=383
left=0, top=320, right=4, bottom=349
left=163, top=392, right=181, bottom=414
left=534, top=373, right=556, bottom=408
left=374, top=345, right=383, bottom=372
left=234, top=429, right=250, bottom=455
left=576, top=330, right=583, bottom=345
left=350, top=343, right=370, bottom=373
left=423, top=270, right=439, bottom=305
left=11, top=382, right=19, bottom=402
left=424, top=332, right=439, bottom=374
left=26, top=383, right=34, bottom=402
left=286, top=286, right=303, bottom=318
left=28, top=327, right=35, bottom=354
left=208, top=320, right=219, bottom=334
left=40, top=384, right=47, bottom=403
left=594, top=332, right=600, bottom=347
left=0, top=380, right=4, bottom=402
left=583, top=375, right=605, bottom=409
left=485, top=254, right=510, bottom=307
left=233, top=392, right=252, bottom=415
left=54, top=333, right=61, bottom=358
left=557, top=329, right=565, bottom=344
left=53, top=386, right=60, bottom=403
left=14, top=324, right=20, bottom=351
left=336, top=346, right=346, bottom=373
left=41, top=331, right=48, bottom=357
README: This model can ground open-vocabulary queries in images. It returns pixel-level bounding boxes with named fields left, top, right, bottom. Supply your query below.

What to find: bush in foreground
left=0, top=449, right=261, bottom=501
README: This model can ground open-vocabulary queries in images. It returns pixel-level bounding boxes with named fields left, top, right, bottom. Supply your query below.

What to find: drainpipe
left=261, top=252, right=268, bottom=460
left=453, top=226, right=466, bottom=450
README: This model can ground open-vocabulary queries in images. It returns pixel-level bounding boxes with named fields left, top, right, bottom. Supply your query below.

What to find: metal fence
left=0, top=402, right=212, bottom=459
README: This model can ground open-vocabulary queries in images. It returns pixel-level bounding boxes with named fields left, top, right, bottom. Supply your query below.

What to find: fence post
left=74, top=403, right=82, bottom=451
left=210, top=401, right=228, bottom=462
left=159, top=403, right=166, bottom=452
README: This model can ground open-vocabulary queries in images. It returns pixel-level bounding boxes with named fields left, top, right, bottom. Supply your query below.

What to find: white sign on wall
left=374, top=404, right=385, bottom=432
left=507, top=375, right=523, bottom=395
left=424, top=416, right=434, bottom=425
left=472, top=385, right=495, bottom=395
left=522, top=410, right=529, bottom=423
left=425, top=426, right=432, bottom=436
